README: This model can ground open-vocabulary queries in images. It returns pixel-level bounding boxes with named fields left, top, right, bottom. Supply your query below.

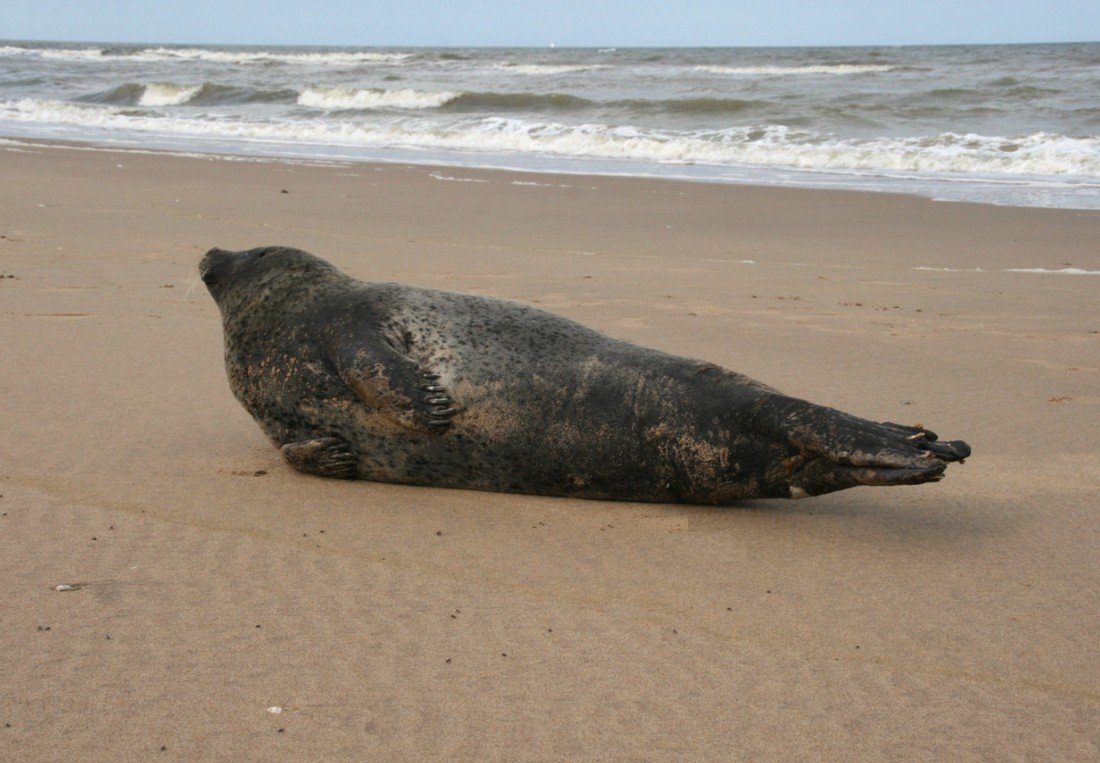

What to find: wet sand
left=1, top=139, right=1097, bottom=759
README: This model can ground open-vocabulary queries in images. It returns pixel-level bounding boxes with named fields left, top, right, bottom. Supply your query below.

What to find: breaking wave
left=494, top=63, right=606, bottom=75
left=298, top=86, right=457, bottom=110
left=75, top=83, right=785, bottom=117
left=4, top=98, right=1098, bottom=177
left=693, top=64, right=900, bottom=76
left=0, top=44, right=412, bottom=66
left=83, top=82, right=298, bottom=107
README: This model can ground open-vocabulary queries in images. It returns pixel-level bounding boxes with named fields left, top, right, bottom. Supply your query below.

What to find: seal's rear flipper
left=789, top=457, right=948, bottom=497
left=751, top=395, right=971, bottom=497
left=330, top=337, right=458, bottom=433
left=281, top=437, right=358, bottom=478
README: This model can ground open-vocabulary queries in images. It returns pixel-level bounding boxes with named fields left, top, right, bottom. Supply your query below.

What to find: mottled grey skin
left=200, top=246, right=970, bottom=503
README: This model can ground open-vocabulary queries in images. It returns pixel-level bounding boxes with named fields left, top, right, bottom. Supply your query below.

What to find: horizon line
left=4, top=36, right=1098, bottom=50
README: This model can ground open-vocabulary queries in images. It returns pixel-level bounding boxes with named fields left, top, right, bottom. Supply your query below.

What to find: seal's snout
left=199, top=247, right=233, bottom=286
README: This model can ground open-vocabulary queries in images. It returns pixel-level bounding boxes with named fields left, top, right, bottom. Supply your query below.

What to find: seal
left=200, top=246, right=970, bottom=503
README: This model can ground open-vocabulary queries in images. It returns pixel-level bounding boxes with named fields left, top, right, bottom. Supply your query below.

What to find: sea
left=1, top=41, right=1098, bottom=209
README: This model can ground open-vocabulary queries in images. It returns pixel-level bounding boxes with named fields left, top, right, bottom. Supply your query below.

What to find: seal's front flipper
left=330, top=337, right=458, bottom=434
left=281, top=437, right=358, bottom=478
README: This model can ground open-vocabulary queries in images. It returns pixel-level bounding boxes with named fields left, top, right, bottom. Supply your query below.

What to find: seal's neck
left=217, top=265, right=350, bottom=330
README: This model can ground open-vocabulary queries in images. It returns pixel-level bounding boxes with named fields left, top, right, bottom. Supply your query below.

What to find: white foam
left=693, top=64, right=898, bottom=76
left=141, top=48, right=413, bottom=66
left=1004, top=267, right=1100, bottom=275
left=510, top=180, right=575, bottom=188
left=914, top=266, right=1100, bottom=275
left=494, top=63, right=602, bottom=75
left=298, top=86, right=456, bottom=110
left=429, top=173, right=487, bottom=183
left=140, top=83, right=203, bottom=106
left=37, top=48, right=109, bottom=61
left=0, top=45, right=412, bottom=66
left=912, top=266, right=985, bottom=272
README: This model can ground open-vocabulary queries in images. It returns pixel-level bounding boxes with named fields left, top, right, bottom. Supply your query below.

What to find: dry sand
left=0, top=139, right=1097, bottom=760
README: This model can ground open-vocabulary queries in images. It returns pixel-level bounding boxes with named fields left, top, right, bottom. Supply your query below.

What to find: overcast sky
left=2, top=0, right=1098, bottom=47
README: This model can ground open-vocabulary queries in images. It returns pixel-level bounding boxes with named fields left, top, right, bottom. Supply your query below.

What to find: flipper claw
left=281, top=437, right=358, bottom=479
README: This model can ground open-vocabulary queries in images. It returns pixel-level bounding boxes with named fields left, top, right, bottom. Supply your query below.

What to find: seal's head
left=200, top=246, right=341, bottom=314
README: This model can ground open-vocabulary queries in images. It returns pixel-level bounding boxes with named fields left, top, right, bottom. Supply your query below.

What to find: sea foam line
left=692, top=64, right=898, bottom=76
left=494, top=63, right=606, bottom=75
left=0, top=44, right=412, bottom=66
left=429, top=172, right=487, bottom=183
left=3, top=99, right=1099, bottom=178
left=1004, top=267, right=1100, bottom=275
left=912, top=266, right=985, bottom=272
left=914, top=266, right=1100, bottom=275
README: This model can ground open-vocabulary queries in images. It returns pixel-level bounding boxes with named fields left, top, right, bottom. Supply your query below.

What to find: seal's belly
left=304, top=366, right=745, bottom=502
left=236, top=320, right=753, bottom=502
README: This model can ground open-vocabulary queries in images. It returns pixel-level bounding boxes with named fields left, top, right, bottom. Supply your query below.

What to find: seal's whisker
left=184, top=274, right=200, bottom=302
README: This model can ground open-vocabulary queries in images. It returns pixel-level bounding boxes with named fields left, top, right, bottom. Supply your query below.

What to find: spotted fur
left=201, top=246, right=970, bottom=503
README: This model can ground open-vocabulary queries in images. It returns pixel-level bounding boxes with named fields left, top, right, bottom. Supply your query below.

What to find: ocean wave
left=494, top=63, right=605, bottom=75
left=298, top=86, right=457, bottom=110
left=83, top=82, right=298, bottom=107
left=139, top=82, right=203, bottom=106
left=1075, top=107, right=1100, bottom=125
left=3, top=99, right=1098, bottom=177
left=618, top=97, right=766, bottom=115
left=0, top=44, right=412, bottom=66
left=70, top=84, right=768, bottom=116
left=134, top=47, right=413, bottom=66
left=444, top=91, right=593, bottom=111
left=693, top=64, right=899, bottom=76
left=24, top=47, right=107, bottom=61
left=297, top=88, right=598, bottom=112
left=919, top=84, right=1064, bottom=104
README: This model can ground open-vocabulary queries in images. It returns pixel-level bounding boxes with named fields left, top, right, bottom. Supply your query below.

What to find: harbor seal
left=200, top=246, right=970, bottom=503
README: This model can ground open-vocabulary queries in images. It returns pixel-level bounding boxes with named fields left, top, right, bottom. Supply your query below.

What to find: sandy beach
left=1, top=139, right=1097, bottom=759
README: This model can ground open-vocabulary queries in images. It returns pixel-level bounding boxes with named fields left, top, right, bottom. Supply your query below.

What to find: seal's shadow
left=673, top=492, right=1026, bottom=547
